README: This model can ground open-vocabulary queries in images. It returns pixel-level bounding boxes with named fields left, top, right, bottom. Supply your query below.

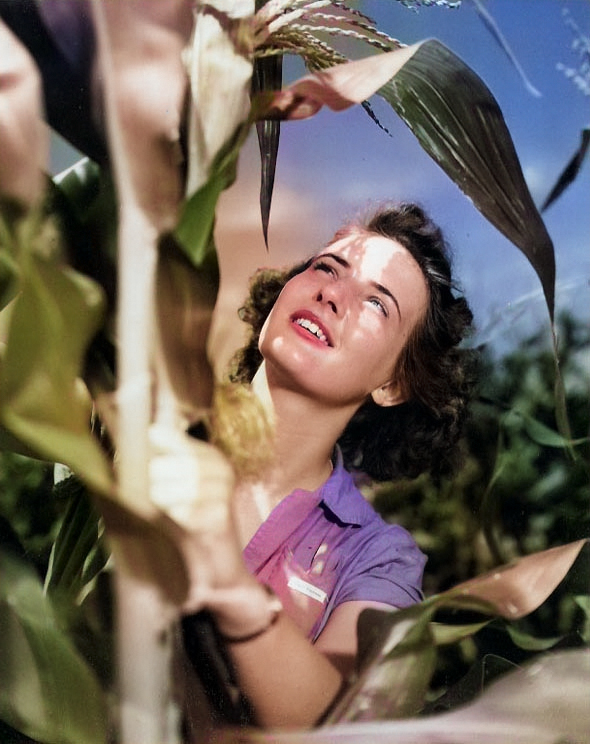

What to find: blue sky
left=214, top=0, right=589, bottom=360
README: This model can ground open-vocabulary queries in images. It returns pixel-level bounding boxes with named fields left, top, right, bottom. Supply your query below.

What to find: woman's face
left=259, top=229, right=429, bottom=409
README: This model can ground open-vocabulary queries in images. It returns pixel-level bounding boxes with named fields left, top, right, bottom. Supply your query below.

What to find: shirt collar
left=318, top=447, right=374, bottom=526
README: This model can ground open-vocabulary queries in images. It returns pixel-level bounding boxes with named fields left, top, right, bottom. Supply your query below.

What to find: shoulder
left=321, top=459, right=418, bottom=550
left=320, top=461, right=426, bottom=591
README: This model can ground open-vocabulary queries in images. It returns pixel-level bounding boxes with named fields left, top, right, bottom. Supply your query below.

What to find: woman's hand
left=148, top=424, right=247, bottom=611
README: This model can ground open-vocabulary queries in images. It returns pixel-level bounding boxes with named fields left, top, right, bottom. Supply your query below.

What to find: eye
left=368, top=296, right=388, bottom=317
left=313, top=260, right=337, bottom=277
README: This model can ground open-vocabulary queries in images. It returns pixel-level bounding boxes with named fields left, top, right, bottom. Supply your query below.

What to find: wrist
left=207, top=581, right=283, bottom=643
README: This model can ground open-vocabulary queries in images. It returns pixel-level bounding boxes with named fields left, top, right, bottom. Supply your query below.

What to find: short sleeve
left=335, top=523, right=426, bottom=606
left=310, top=523, right=426, bottom=641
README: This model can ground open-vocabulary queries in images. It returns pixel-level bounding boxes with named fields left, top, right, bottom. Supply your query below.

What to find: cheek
left=258, top=278, right=304, bottom=353
left=258, top=314, right=271, bottom=351
left=362, top=323, right=407, bottom=381
left=258, top=295, right=288, bottom=358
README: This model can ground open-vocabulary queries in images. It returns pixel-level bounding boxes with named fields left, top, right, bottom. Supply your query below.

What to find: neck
left=250, top=361, right=354, bottom=502
left=232, top=362, right=356, bottom=548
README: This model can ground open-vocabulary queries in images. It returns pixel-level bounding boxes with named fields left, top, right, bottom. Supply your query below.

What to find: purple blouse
left=243, top=451, right=426, bottom=641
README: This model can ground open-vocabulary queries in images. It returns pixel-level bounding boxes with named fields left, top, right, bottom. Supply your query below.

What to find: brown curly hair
left=229, top=203, right=478, bottom=481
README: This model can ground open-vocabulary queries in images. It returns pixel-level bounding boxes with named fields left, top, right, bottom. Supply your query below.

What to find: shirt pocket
left=267, top=546, right=339, bottom=639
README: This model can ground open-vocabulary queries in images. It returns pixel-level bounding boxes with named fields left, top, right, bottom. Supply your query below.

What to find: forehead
left=320, top=229, right=425, bottom=286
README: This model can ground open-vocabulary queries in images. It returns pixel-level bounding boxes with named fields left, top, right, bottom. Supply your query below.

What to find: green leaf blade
left=381, top=40, right=556, bottom=320
left=0, top=547, right=107, bottom=744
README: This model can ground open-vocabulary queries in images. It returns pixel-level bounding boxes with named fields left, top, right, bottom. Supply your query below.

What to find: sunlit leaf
left=380, top=40, right=555, bottom=319
left=430, top=619, right=490, bottom=645
left=261, top=42, right=420, bottom=119
left=328, top=540, right=585, bottom=723
left=451, top=539, right=587, bottom=619
left=0, top=545, right=107, bottom=744
left=185, top=0, right=254, bottom=196
left=328, top=593, right=494, bottom=723
left=0, top=219, right=113, bottom=496
left=330, top=607, right=437, bottom=722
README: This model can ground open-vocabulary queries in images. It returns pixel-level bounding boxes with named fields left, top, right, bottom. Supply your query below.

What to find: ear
left=371, top=380, right=405, bottom=408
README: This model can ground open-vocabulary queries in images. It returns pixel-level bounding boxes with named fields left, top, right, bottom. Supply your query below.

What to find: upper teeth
left=295, top=318, right=328, bottom=344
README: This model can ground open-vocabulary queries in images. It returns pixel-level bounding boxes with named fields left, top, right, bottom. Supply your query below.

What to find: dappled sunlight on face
left=258, top=229, right=428, bottom=409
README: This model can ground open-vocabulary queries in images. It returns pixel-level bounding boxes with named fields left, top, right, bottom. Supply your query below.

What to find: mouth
left=291, top=312, right=332, bottom=346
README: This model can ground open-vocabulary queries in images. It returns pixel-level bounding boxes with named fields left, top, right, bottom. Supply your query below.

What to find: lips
left=290, top=310, right=333, bottom=347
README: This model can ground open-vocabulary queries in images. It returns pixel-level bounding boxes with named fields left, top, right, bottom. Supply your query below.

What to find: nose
left=315, top=280, right=345, bottom=315
left=316, top=291, right=337, bottom=313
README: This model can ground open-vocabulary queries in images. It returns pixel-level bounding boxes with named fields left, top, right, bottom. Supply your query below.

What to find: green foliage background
left=370, top=312, right=589, bottom=704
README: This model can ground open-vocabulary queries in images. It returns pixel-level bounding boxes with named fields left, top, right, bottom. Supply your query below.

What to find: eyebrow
left=315, top=252, right=401, bottom=319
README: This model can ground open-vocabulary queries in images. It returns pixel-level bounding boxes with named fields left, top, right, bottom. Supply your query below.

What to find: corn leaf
left=44, top=477, right=105, bottom=600
left=262, top=42, right=420, bottom=118
left=505, top=408, right=588, bottom=449
left=503, top=623, right=563, bottom=652
left=252, top=51, right=283, bottom=247
left=175, top=148, right=239, bottom=269
left=53, top=158, right=103, bottom=225
left=0, top=200, right=24, bottom=311
left=541, top=127, right=590, bottom=212
left=173, top=127, right=250, bottom=408
left=0, top=214, right=113, bottom=497
left=329, top=604, right=439, bottom=723
left=155, top=235, right=219, bottom=421
left=328, top=540, right=586, bottom=723
left=470, top=0, right=541, bottom=98
left=449, top=539, right=587, bottom=619
left=379, top=40, right=555, bottom=320
left=185, top=0, right=254, bottom=196
left=0, top=545, right=107, bottom=744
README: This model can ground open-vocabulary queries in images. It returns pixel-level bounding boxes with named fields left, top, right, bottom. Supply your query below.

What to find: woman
left=183, top=203, right=476, bottom=729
